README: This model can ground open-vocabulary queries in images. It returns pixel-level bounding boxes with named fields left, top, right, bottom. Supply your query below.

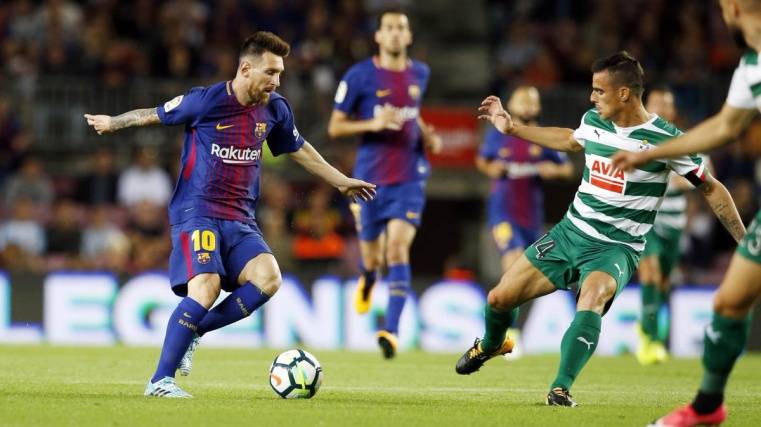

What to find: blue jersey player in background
left=328, top=8, right=442, bottom=359
left=475, top=86, right=573, bottom=272
left=84, top=32, right=375, bottom=398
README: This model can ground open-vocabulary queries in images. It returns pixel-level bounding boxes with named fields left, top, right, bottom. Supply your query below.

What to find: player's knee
left=385, top=238, right=410, bottom=264
left=487, top=289, right=514, bottom=311
left=713, top=291, right=753, bottom=318
left=254, top=270, right=282, bottom=296
left=577, top=282, right=616, bottom=313
left=188, top=274, right=222, bottom=308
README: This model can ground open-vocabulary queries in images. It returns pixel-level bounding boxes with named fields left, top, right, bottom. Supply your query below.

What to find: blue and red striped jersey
left=158, top=81, right=304, bottom=225
left=334, top=57, right=430, bottom=185
left=480, top=127, right=568, bottom=229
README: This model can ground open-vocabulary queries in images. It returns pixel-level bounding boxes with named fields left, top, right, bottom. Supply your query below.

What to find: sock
left=656, top=289, right=671, bottom=344
left=360, top=265, right=377, bottom=298
left=151, top=297, right=208, bottom=383
left=197, top=282, right=270, bottom=336
left=383, top=264, right=410, bottom=334
left=551, top=310, right=602, bottom=391
left=692, top=391, right=724, bottom=415
left=481, top=305, right=519, bottom=353
left=641, top=284, right=659, bottom=341
left=694, top=313, right=750, bottom=403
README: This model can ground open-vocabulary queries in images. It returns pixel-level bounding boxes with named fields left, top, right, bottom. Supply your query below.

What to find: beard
left=517, top=115, right=539, bottom=125
left=730, top=25, right=750, bottom=50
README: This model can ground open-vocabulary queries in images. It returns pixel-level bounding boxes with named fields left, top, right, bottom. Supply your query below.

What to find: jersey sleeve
left=156, top=87, right=207, bottom=125
left=666, top=153, right=707, bottom=187
left=571, top=111, right=591, bottom=147
left=479, top=128, right=503, bottom=159
left=726, top=64, right=756, bottom=109
left=333, top=66, right=363, bottom=114
left=267, top=98, right=306, bottom=156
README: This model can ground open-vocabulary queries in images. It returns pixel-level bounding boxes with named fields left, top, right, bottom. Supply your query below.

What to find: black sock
left=691, top=391, right=724, bottom=415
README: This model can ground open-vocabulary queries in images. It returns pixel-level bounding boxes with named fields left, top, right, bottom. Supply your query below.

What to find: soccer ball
left=269, top=349, right=323, bottom=399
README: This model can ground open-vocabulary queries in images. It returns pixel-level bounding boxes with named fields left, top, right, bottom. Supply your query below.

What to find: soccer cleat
left=652, top=341, right=670, bottom=364
left=455, top=336, right=515, bottom=375
left=177, top=334, right=200, bottom=376
left=353, top=275, right=375, bottom=314
left=546, top=387, right=578, bottom=407
left=144, top=377, right=193, bottom=398
left=377, top=330, right=398, bottom=359
left=636, top=323, right=658, bottom=366
left=647, top=404, right=727, bottom=427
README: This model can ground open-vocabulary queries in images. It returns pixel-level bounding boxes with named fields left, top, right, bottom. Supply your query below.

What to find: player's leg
left=651, top=253, right=761, bottom=426
left=355, top=234, right=384, bottom=314
left=456, top=251, right=557, bottom=374
left=146, top=272, right=219, bottom=397
left=547, top=270, right=616, bottom=406
left=376, top=219, right=416, bottom=358
left=637, top=252, right=663, bottom=365
left=351, top=199, right=386, bottom=314
left=197, top=221, right=281, bottom=335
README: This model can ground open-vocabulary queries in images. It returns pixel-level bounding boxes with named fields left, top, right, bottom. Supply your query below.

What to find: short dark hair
left=239, top=32, right=290, bottom=59
left=591, top=51, right=645, bottom=97
left=376, top=7, right=409, bottom=30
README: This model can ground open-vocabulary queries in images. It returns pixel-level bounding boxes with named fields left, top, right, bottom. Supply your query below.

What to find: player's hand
left=536, top=161, right=557, bottom=179
left=611, top=150, right=649, bottom=172
left=484, top=160, right=508, bottom=179
left=84, top=114, right=114, bottom=135
left=423, top=126, right=443, bottom=155
left=337, top=178, right=377, bottom=202
left=478, top=96, right=515, bottom=134
left=372, top=104, right=404, bottom=132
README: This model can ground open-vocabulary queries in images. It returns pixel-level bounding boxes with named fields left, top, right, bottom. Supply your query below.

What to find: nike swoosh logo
left=376, top=89, right=391, bottom=98
left=183, top=312, right=192, bottom=318
left=216, top=123, right=234, bottom=131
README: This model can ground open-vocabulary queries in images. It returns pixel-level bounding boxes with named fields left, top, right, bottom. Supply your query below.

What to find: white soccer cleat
left=144, top=377, right=193, bottom=398
left=177, top=334, right=200, bottom=376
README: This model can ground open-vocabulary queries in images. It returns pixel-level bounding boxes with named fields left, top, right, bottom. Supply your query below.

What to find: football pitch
left=1, top=346, right=760, bottom=426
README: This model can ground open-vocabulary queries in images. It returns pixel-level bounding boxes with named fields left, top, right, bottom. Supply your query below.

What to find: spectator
left=125, top=199, right=169, bottom=272
left=81, top=205, right=130, bottom=272
left=0, top=196, right=45, bottom=270
left=44, top=198, right=82, bottom=268
left=3, top=156, right=53, bottom=209
left=77, top=148, right=119, bottom=206
left=117, top=146, right=173, bottom=208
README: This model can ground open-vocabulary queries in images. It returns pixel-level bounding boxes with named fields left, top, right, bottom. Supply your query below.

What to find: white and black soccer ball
left=269, top=349, right=323, bottom=399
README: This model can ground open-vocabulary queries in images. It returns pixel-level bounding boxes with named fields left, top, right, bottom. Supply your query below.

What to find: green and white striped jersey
left=727, top=50, right=761, bottom=110
left=568, top=109, right=705, bottom=252
left=652, top=181, right=687, bottom=237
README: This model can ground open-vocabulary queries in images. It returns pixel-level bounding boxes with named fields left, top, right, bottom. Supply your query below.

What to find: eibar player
left=635, top=86, right=710, bottom=365
left=457, top=51, right=744, bottom=407
left=612, top=1, right=761, bottom=425
left=84, top=32, right=375, bottom=398
left=476, top=85, right=573, bottom=272
left=327, top=8, right=441, bottom=359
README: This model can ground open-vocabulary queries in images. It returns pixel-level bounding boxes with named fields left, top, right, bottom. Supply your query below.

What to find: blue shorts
left=351, top=180, right=426, bottom=241
left=490, top=220, right=542, bottom=255
left=168, top=217, right=272, bottom=296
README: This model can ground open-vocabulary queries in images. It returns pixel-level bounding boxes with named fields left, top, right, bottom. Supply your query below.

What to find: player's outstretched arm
left=477, top=96, right=582, bottom=153
left=84, top=108, right=161, bottom=135
left=612, top=104, right=757, bottom=171
left=290, top=141, right=376, bottom=202
left=327, top=106, right=403, bottom=138
left=699, top=173, right=746, bottom=243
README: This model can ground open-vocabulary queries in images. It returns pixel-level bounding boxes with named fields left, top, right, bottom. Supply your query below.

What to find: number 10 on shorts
left=191, top=229, right=216, bottom=252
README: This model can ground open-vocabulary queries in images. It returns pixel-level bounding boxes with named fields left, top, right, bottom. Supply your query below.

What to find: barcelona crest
left=255, top=122, right=267, bottom=139
left=197, top=252, right=211, bottom=265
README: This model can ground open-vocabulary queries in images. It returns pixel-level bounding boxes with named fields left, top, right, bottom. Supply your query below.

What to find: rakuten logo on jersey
left=590, top=158, right=625, bottom=193
left=373, top=103, right=419, bottom=122
left=211, top=143, right=261, bottom=165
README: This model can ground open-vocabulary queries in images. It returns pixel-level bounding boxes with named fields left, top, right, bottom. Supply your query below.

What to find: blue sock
left=383, top=264, right=410, bottom=334
left=151, top=297, right=208, bottom=383
left=197, top=283, right=270, bottom=336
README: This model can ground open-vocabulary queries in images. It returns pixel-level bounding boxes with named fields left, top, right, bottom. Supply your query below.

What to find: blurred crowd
left=0, top=0, right=760, bottom=285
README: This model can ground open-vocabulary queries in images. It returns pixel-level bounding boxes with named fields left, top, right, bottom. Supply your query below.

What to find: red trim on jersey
left=183, top=130, right=197, bottom=180
left=180, top=231, right=193, bottom=280
left=590, top=175, right=624, bottom=193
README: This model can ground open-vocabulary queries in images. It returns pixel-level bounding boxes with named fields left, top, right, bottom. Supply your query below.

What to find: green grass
left=1, top=346, right=760, bottom=426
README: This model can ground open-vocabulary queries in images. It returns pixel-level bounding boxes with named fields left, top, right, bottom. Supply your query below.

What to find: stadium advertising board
left=0, top=271, right=715, bottom=356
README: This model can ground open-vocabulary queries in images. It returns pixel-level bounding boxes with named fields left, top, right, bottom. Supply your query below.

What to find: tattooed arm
left=84, top=108, right=160, bottom=135
left=699, top=174, right=746, bottom=243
